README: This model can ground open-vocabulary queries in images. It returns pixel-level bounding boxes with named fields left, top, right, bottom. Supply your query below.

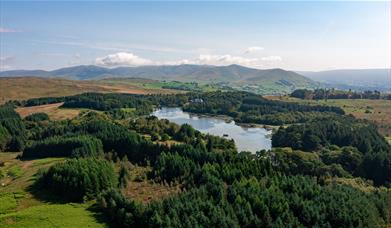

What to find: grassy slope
left=99, top=78, right=212, bottom=92
left=0, top=153, right=65, bottom=194
left=0, top=77, right=111, bottom=104
left=0, top=203, right=107, bottom=228
left=0, top=153, right=107, bottom=227
left=0, top=77, right=177, bottom=104
left=15, top=103, right=83, bottom=120
left=0, top=151, right=178, bottom=227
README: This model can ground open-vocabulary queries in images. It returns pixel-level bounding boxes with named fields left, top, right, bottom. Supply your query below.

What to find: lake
left=152, top=107, right=272, bottom=153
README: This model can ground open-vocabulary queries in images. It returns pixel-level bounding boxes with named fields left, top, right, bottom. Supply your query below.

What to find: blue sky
left=0, top=1, right=390, bottom=71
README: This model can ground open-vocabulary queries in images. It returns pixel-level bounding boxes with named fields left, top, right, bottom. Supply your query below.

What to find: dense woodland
left=271, top=115, right=391, bottom=185
left=291, top=88, right=391, bottom=100
left=1, top=90, right=391, bottom=227
left=182, top=92, right=345, bottom=125
left=0, top=104, right=26, bottom=152
left=23, top=135, right=103, bottom=158
left=37, top=158, right=118, bottom=201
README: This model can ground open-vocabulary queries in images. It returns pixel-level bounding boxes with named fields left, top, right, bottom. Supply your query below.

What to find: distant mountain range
left=2, top=65, right=389, bottom=93
left=0, top=64, right=318, bottom=94
left=298, top=69, right=391, bottom=91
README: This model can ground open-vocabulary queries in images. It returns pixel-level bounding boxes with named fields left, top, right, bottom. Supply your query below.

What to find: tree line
left=291, top=88, right=391, bottom=100
left=23, top=135, right=103, bottom=158
left=182, top=91, right=344, bottom=125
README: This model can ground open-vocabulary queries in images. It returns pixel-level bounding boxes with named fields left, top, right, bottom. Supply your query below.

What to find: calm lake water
left=152, top=107, right=272, bottom=153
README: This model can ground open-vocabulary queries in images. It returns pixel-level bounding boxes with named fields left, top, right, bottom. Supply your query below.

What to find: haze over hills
left=0, top=64, right=318, bottom=94
left=298, top=69, right=391, bottom=91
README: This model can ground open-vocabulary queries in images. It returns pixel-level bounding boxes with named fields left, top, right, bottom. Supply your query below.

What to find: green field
left=0, top=151, right=176, bottom=227
left=0, top=193, right=18, bottom=214
left=0, top=203, right=107, bottom=227
left=0, top=153, right=108, bottom=227
left=101, top=78, right=220, bottom=92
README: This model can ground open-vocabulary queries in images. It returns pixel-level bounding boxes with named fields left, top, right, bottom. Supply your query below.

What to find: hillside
left=0, top=64, right=319, bottom=94
left=298, top=68, right=391, bottom=91
left=0, top=77, right=175, bottom=104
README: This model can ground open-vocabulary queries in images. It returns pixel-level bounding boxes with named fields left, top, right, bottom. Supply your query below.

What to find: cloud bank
left=195, top=54, right=258, bottom=66
left=95, top=52, right=282, bottom=68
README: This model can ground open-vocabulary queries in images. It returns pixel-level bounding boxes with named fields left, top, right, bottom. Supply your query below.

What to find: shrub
left=25, top=112, right=49, bottom=121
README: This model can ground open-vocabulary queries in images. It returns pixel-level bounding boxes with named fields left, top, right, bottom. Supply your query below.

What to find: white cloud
left=157, top=59, right=192, bottom=65
left=244, top=46, right=264, bottom=54
left=159, top=54, right=260, bottom=67
left=94, top=52, right=283, bottom=68
left=95, top=52, right=153, bottom=66
left=261, top=56, right=282, bottom=61
left=95, top=52, right=260, bottom=67
left=194, top=54, right=259, bottom=66
left=0, top=28, right=18, bottom=33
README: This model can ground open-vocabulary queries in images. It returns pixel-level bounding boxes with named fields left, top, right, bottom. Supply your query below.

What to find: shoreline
left=154, top=107, right=279, bottom=132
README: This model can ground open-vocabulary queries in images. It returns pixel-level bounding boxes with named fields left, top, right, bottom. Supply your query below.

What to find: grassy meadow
left=99, top=78, right=219, bottom=93
left=0, top=203, right=107, bottom=227
left=0, top=152, right=106, bottom=227
left=0, top=150, right=179, bottom=227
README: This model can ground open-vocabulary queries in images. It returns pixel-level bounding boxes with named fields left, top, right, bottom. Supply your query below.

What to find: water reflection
left=152, top=107, right=272, bottom=153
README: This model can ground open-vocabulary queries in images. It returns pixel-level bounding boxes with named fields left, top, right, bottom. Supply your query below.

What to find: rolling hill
left=0, top=77, right=175, bottom=104
left=0, top=64, right=318, bottom=94
left=298, top=69, right=391, bottom=91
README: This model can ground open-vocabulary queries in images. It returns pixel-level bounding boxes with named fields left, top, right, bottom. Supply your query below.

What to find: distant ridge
left=298, top=68, right=391, bottom=91
left=0, top=64, right=318, bottom=94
